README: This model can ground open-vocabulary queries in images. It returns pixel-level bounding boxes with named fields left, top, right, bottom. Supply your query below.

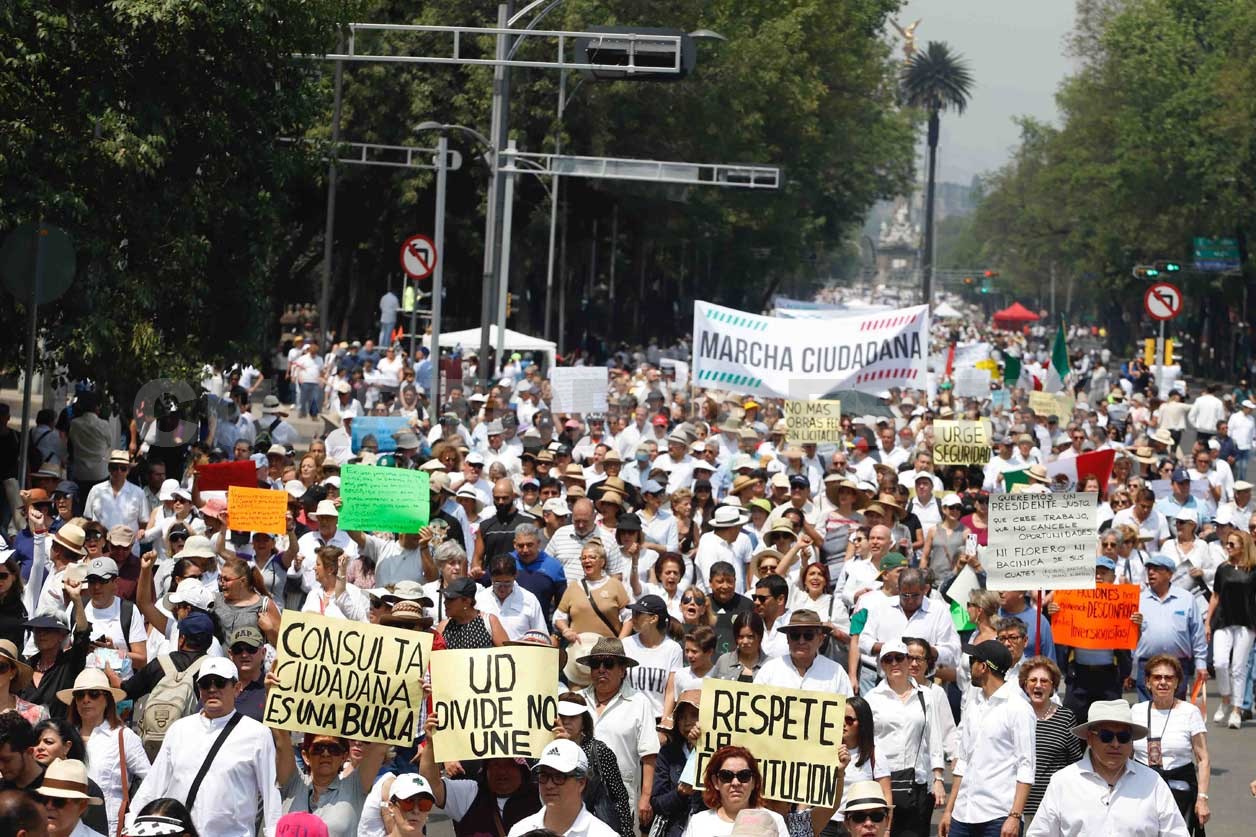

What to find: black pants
left=1065, top=664, right=1122, bottom=723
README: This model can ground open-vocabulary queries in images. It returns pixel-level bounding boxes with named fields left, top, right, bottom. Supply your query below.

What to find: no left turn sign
left=1143, top=282, right=1182, bottom=321
left=400, top=234, right=437, bottom=280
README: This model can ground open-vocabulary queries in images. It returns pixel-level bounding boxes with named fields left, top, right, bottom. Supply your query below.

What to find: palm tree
left=900, top=41, right=974, bottom=307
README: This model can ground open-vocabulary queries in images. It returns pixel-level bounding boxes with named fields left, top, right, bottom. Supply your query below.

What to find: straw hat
left=35, top=758, right=102, bottom=804
left=1069, top=699, right=1148, bottom=741
left=561, top=632, right=603, bottom=687
left=1026, top=464, right=1051, bottom=484
left=52, top=523, right=87, bottom=556
left=0, top=639, right=33, bottom=691
left=841, top=780, right=892, bottom=814
left=57, top=667, right=126, bottom=705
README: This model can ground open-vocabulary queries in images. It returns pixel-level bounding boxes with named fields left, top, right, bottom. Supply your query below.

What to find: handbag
left=889, top=692, right=930, bottom=820
left=582, top=579, right=622, bottom=636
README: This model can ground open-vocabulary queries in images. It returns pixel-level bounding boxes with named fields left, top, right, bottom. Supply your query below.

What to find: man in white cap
left=127, top=657, right=280, bottom=837
left=653, top=433, right=695, bottom=495
left=505, top=739, right=619, bottom=837
left=259, top=395, right=300, bottom=450
left=82, top=556, right=148, bottom=670
left=1220, top=479, right=1256, bottom=530
left=83, top=451, right=149, bottom=534
left=1026, top=700, right=1187, bottom=836
left=294, top=500, right=359, bottom=600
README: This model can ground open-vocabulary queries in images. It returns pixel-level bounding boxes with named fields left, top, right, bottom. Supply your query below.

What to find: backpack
left=26, top=427, right=53, bottom=473
left=134, top=654, right=208, bottom=760
left=253, top=416, right=282, bottom=454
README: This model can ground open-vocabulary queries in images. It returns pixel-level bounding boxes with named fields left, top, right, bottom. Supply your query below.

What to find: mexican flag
left=1002, top=356, right=1037, bottom=390
left=1002, top=449, right=1116, bottom=493
left=1042, top=322, right=1070, bottom=393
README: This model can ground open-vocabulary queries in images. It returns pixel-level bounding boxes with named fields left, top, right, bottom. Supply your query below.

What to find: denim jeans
left=949, top=817, right=1021, bottom=837
left=299, top=382, right=322, bottom=418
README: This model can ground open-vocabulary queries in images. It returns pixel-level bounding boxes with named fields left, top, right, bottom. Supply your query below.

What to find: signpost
left=1192, top=236, right=1241, bottom=272
left=400, top=232, right=439, bottom=371
left=1144, top=282, right=1182, bottom=398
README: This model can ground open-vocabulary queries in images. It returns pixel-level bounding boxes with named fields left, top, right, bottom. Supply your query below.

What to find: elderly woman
left=1131, top=654, right=1210, bottom=832
left=274, top=729, right=388, bottom=837
left=301, top=546, right=368, bottom=621
left=681, top=746, right=789, bottom=837
left=577, top=637, right=660, bottom=830
left=422, top=540, right=468, bottom=623
left=1019, top=656, right=1084, bottom=818
left=554, top=542, right=632, bottom=641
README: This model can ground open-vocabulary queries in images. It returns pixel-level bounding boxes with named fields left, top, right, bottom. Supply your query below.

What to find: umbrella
left=814, top=389, right=895, bottom=418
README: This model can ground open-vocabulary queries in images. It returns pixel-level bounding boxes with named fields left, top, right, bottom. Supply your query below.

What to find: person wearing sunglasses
left=753, top=610, right=852, bottom=696
left=1025, top=700, right=1188, bottom=836
left=505, top=739, right=618, bottom=837
left=32, top=757, right=105, bottom=837
left=681, top=745, right=788, bottom=837
left=838, top=780, right=892, bottom=836
left=274, top=726, right=388, bottom=837
left=1206, top=529, right=1256, bottom=729
left=379, top=774, right=437, bottom=837
left=125, top=657, right=282, bottom=837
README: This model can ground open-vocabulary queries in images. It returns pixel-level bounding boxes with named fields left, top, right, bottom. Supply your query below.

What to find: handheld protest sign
left=263, top=611, right=433, bottom=746
left=338, top=464, right=429, bottom=533
left=696, top=679, right=845, bottom=808
left=429, top=646, right=560, bottom=761
left=1052, top=584, right=1140, bottom=650
left=549, top=367, right=608, bottom=414
left=933, top=420, right=990, bottom=465
left=783, top=400, right=841, bottom=444
left=986, top=492, right=1097, bottom=591
left=227, top=486, right=287, bottom=534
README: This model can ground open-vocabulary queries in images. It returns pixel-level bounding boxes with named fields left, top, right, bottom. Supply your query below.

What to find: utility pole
left=478, top=2, right=514, bottom=384
left=319, top=38, right=345, bottom=349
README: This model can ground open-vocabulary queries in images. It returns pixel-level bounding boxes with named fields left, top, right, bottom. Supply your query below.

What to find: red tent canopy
left=992, top=301, right=1040, bottom=329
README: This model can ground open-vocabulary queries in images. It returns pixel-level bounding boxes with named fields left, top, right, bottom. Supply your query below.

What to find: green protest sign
left=338, top=464, right=430, bottom=533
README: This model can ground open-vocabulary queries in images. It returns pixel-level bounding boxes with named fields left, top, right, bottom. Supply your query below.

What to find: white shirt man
left=859, top=580, right=962, bottom=671
left=126, top=658, right=281, bottom=837
left=754, top=640, right=853, bottom=695
left=84, top=469, right=149, bottom=533
left=693, top=524, right=753, bottom=594
left=1230, top=402, right=1256, bottom=454
left=475, top=579, right=547, bottom=640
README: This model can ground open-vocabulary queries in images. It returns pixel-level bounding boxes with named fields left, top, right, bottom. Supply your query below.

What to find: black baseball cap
left=962, top=639, right=1012, bottom=677
left=616, top=513, right=642, bottom=533
left=629, top=594, right=669, bottom=620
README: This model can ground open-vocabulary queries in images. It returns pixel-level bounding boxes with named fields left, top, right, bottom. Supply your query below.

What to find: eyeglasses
left=75, top=689, right=107, bottom=700
left=230, top=644, right=261, bottom=656
left=390, top=796, right=435, bottom=812
left=906, top=654, right=926, bottom=663
left=844, top=714, right=857, bottom=725
left=681, top=596, right=706, bottom=605
left=308, top=742, right=346, bottom=756
left=588, top=658, right=619, bottom=670
left=535, top=769, right=575, bottom=786
left=787, top=630, right=818, bottom=642
left=882, top=653, right=906, bottom=664
left=847, top=810, right=888, bottom=824
left=34, top=794, right=70, bottom=809
left=716, top=768, right=755, bottom=784
left=199, top=675, right=232, bottom=690
left=998, top=634, right=1026, bottom=644
left=1147, top=673, right=1178, bottom=682
left=1094, top=729, right=1133, bottom=744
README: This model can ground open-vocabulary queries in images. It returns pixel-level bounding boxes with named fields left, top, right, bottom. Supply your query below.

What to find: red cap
left=853, top=437, right=870, bottom=450
left=652, top=415, right=668, bottom=427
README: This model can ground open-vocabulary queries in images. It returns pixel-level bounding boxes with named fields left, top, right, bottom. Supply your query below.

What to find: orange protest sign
left=227, top=486, right=288, bottom=535
left=1052, top=584, right=1140, bottom=650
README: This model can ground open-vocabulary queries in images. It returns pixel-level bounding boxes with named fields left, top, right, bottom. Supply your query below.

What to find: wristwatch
left=1198, top=793, right=1209, bottom=800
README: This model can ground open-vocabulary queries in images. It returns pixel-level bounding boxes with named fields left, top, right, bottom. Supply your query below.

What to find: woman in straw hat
left=0, top=638, right=44, bottom=724
left=59, top=668, right=150, bottom=837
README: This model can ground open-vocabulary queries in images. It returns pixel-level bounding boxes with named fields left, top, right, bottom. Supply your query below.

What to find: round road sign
left=400, top=234, right=437, bottom=280
left=1143, top=282, right=1182, bottom=321
left=0, top=222, right=75, bottom=305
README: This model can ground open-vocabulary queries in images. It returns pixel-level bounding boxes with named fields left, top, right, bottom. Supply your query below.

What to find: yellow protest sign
left=430, top=646, right=560, bottom=761
left=263, top=611, right=433, bottom=746
left=1028, top=390, right=1075, bottom=420
left=783, top=400, right=842, bottom=444
left=227, top=486, right=288, bottom=535
left=934, top=421, right=991, bottom=465
left=697, top=679, right=845, bottom=807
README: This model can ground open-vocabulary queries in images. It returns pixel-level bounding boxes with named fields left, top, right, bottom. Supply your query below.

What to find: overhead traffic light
left=1132, top=265, right=1160, bottom=280
left=963, top=276, right=974, bottom=285
left=575, top=27, right=697, bottom=81
left=1156, top=260, right=1182, bottom=273
left=983, top=269, right=1000, bottom=279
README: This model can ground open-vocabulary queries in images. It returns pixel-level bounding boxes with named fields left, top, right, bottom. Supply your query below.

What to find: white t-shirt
left=621, top=634, right=685, bottom=717
left=83, top=598, right=148, bottom=651
left=831, top=746, right=891, bottom=823
left=1131, top=700, right=1206, bottom=772
left=681, top=808, right=789, bottom=837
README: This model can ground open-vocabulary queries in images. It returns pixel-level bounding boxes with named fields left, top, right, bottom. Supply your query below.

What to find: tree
left=899, top=41, right=974, bottom=307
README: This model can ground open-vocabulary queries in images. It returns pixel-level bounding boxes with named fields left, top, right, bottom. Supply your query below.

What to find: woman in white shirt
left=904, top=637, right=958, bottom=762
left=1161, top=509, right=1220, bottom=598
left=828, top=695, right=891, bottom=833
left=863, top=641, right=944, bottom=837
left=1131, top=654, right=1211, bottom=832
left=301, top=547, right=368, bottom=621
left=621, top=595, right=685, bottom=718
left=681, top=746, right=790, bottom=837
left=636, top=553, right=690, bottom=620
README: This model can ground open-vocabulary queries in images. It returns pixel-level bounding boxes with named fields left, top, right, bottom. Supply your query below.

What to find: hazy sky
left=895, top=0, right=1078, bottom=184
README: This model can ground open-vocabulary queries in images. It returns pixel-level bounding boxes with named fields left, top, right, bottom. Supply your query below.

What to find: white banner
left=986, top=492, right=1098, bottom=591
left=692, top=301, right=929, bottom=398
left=954, top=367, right=992, bottom=398
left=549, top=367, right=608, bottom=414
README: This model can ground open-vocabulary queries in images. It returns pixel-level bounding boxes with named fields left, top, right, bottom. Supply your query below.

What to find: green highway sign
left=1193, top=236, right=1241, bottom=272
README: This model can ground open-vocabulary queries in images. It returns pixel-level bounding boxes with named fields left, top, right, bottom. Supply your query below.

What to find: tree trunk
left=922, top=110, right=940, bottom=307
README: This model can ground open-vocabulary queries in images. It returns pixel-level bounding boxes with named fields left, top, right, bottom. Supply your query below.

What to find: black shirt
left=479, top=510, right=537, bottom=565
left=711, top=592, right=753, bottom=657
left=23, top=628, right=92, bottom=720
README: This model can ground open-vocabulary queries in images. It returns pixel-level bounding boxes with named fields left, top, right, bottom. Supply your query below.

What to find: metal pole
left=431, top=133, right=448, bottom=415
left=408, top=273, right=419, bottom=358
left=320, top=42, right=345, bottom=350
left=607, top=204, right=618, bottom=338
left=495, top=140, right=517, bottom=366
left=1155, top=319, right=1165, bottom=399
left=1050, top=261, right=1057, bottom=320
left=478, top=2, right=514, bottom=384
left=543, top=68, right=566, bottom=341
left=17, top=224, right=46, bottom=492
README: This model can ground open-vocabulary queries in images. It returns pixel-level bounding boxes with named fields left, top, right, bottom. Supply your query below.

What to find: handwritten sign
left=197, top=460, right=259, bottom=491
left=986, top=492, right=1097, bottom=591
left=351, top=416, right=412, bottom=454
left=934, top=421, right=990, bottom=465
left=263, top=611, right=433, bottom=746
left=1052, top=584, right=1140, bottom=650
left=989, top=389, right=1011, bottom=410
left=954, top=367, right=992, bottom=399
left=696, top=679, right=845, bottom=807
left=430, top=646, right=559, bottom=761
left=1028, top=390, right=1075, bottom=420
left=338, top=464, right=430, bottom=533
left=226, top=486, right=287, bottom=535
left=783, top=400, right=842, bottom=444
left=549, top=367, right=608, bottom=415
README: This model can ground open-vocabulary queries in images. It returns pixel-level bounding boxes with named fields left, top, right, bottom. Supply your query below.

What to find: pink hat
left=276, top=813, right=329, bottom=837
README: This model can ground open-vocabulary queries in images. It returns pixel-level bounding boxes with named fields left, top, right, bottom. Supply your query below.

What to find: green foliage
left=900, top=41, right=974, bottom=117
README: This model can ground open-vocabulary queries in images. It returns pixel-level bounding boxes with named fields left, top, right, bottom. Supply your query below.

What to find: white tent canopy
left=933, top=301, right=963, bottom=319
left=425, top=326, right=557, bottom=370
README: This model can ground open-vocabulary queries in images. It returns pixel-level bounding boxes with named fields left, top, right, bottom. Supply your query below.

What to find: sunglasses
left=787, top=630, right=818, bottom=642
left=391, top=796, right=435, bottom=813
left=847, top=810, right=888, bottom=824
left=307, top=742, right=346, bottom=757
left=0, top=662, right=10, bottom=675
left=751, top=594, right=771, bottom=603
left=369, top=596, right=393, bottom=609
left=882, top=653, right=906, bottom=664
left=681, top=596, right=706, bottom=605
left=230, top=643, right=261, bottom=656
left=844, top=714, right=857, bottom=725
left=588, top=658, right=619, bottom=671
left=75, top=689, right=107, bottom=700
left=84, top=532, right=104, bottom=540
left=199, top=675, right=232, bottom=691
left=86, top=576, right=114, bottom=585
left=1094, top=729, right=1132, bottom=744
left=108, top=464, right=130, bottom=472
left=34, top=794, right=71, bottom=810
left=716, top=768, right=754, bottom=784
left=0, top=571, right=10, bottom=581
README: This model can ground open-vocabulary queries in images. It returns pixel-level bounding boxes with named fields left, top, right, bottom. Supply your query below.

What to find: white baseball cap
left=197, top=657, right=240, bottom=683
left=534, top=738, right=588, bottom=775
left=543, top=497, right=571, bottom=517
left=390, top=773, right=436, bottom=801
left=168, top=579, right=214, bottom=610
